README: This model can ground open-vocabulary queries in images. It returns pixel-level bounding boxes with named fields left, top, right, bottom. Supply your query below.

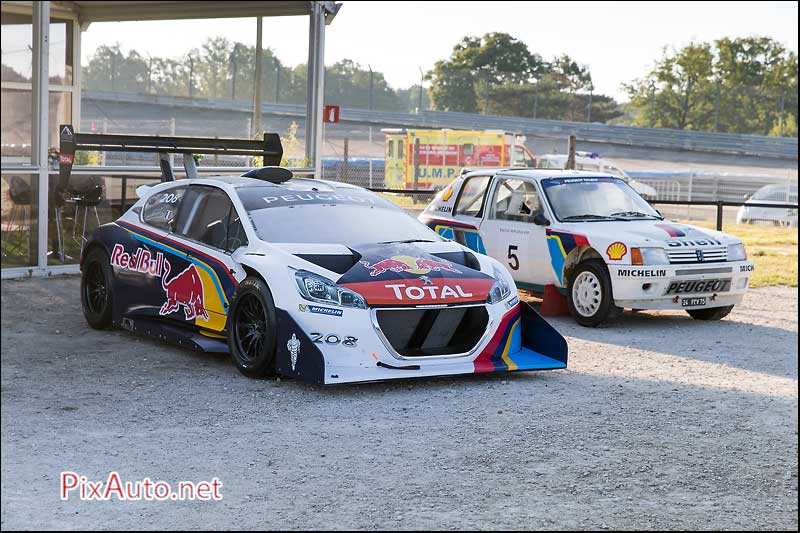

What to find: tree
left=427, top=33, right=620, bottom=121
left=428, top=32, right=546, bottom=113
left=625, top=37, right=798, bottom=136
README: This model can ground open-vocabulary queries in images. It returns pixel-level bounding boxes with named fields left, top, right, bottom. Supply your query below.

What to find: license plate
left=681, top=297, right=706, bottom=307
left=664, top=278, right=732, bottom=295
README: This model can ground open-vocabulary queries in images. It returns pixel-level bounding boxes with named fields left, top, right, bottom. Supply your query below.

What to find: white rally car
left=419, top=169, right=754, bottom=327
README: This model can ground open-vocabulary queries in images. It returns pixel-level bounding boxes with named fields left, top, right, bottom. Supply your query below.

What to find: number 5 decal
left=508, top=245, right=519, bottom=270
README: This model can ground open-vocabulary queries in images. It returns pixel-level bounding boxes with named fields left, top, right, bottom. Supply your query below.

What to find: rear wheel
left=567, top=259, right=622, bottom=327
left=687, top=305, right=734, bottom=321
left=81, top=247, right=114, bottom=329
left=227, top=277, right=278, bottom=378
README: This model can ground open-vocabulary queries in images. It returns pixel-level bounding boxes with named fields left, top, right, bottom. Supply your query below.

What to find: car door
left=449, top=173, right=493, bottom=254
left=165, top=185, right=248, bottom=332
left=116, top=184, right=189, bottom=322
left=480, top=176, right=555, bottom=287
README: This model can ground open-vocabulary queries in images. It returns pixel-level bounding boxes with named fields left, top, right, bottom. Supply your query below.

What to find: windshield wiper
left=377, top=238, right=438, bottom=245
left=561, top=214, right=622, bottom=221
left=609, top=211, right=663, bottom=220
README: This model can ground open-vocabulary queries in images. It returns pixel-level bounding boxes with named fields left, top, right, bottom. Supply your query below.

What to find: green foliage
left=427, top=32, right=620, bottom=122
left=74, top=150, right=102, bottom=166
left=625, top=37, right=798, bottom=136
left=82, top=38, right=409, bottom=112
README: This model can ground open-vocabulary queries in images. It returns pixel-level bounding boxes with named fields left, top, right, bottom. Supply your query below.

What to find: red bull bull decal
left=110, top=243, right=209, bottom=322
left=159, top=262, right=210, bottom=321
left=360, top=255, right=461, bottom=277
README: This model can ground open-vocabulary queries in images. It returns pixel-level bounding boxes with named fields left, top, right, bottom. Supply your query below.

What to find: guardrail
left=83, top=90, right=799, bottom=161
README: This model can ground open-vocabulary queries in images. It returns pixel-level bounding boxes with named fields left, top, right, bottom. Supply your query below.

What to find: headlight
left=487, top=266, right=512, bottom=304
left=294, top=270, right=367, bottom=309
left=727, top=243, right=747, bottom=261
left=631, top=247, right=669, bottom=265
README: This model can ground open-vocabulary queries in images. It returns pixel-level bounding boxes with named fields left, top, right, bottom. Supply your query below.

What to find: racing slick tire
left=227, top=276, right=278, bottom=378
left=81, top=247, right=114, bottom=329
left=686, top=305, right=734, bottom=321
left=567, top=259, right=622, bottom=327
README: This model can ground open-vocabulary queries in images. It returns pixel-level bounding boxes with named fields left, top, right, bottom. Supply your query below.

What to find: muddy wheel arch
left=562, top=246, right=605, bottom=285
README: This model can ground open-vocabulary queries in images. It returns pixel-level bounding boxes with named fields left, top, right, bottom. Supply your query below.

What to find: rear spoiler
left=57, top=124, right=282, bottom=194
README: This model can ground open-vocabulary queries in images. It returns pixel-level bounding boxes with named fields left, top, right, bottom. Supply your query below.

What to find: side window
left=141, top=186, right=186, bottom=231
left=491, top=178, right=543, bottom=222
left=387, top=140, right=394, bottom=158
left=455, top=176, right=491, bottom=217
left=463, top=143, right=474, bottom=157
left=398, top=140, right=405, bottom=159
left=174, top=186, right=236, bottom=250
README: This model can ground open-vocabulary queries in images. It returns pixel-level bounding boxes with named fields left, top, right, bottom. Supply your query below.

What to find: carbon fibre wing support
left=57, top=124, right=282, bottom=194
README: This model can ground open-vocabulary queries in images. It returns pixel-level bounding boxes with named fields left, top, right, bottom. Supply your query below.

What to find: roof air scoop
left=243, top=166, right=293, bottom=184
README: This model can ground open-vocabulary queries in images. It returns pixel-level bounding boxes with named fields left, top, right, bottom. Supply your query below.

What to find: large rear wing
left=57, top=124, right=282, bottom=193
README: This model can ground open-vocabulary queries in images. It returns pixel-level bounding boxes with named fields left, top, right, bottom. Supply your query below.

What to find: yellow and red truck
left=382, top=129, right=536, bottom=190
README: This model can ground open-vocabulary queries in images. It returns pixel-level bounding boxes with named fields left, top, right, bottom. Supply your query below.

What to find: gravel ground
left=1, top=276, right=797, bottom=530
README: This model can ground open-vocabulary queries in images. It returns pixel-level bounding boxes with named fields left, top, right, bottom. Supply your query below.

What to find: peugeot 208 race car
left=419, top=169, right=754, bottom=327
left=79, top=169, right=567, bottom=384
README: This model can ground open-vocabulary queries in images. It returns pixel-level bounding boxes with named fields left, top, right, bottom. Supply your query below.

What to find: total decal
left=110, top=244, right=209, bottom=322
left=340, top=255, right=494, bottom=305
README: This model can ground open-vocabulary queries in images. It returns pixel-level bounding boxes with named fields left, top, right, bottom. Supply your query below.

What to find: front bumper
left=273, top=299, right=568, bottom=385
left=609, top=260, right=754, bottom=310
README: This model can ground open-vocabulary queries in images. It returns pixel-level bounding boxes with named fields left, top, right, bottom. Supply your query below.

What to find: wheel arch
left=562, top=246, right=605, bottom=285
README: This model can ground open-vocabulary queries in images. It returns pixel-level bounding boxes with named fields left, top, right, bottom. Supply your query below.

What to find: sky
left=68, top=1, right=799, bottom=101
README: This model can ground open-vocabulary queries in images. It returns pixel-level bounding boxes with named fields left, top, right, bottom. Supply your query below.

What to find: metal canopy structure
left=0, top=0, right=340, bottom=278
left=62, top=1, right=341, bottom=23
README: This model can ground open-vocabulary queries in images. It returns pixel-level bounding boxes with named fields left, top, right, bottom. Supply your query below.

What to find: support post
left=305, top=2, right=326, bottom=176
left=33, top=1, right=51, bottom=269
left=716, top=201, right=723, bottom=231
left=252, top=17, right=263, bottom=138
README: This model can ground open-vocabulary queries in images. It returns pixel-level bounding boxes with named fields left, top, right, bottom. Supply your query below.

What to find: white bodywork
left=112, top=176, right=565, bottom=384
left=736, top=183, right=798, bottom=227
left=419, top=169, right=755, bottom=314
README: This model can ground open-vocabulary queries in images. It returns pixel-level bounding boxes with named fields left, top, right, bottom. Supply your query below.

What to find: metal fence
left=83, top=91, right=799, bottom=160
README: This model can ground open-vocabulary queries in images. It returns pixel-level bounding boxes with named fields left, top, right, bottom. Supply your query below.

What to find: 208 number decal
left=310, top=333, right=358, bottom=347
left=507, top=245, right=519, bottom=270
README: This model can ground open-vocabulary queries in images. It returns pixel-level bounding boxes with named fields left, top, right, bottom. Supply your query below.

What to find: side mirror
left=655, top=209, right=663, bottom=218
left=533, top=213, right=550, bottom=226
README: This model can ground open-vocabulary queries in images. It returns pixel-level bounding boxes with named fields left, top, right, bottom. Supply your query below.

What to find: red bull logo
left=111, top=243, right=209, bottom=321
left=159, top=262, right=209, bottom=321
left=360, top=255, right=461, bottom=277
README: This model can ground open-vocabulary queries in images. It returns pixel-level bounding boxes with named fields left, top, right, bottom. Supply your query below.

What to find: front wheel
left=687, top=305, right=734, bottom=321
left=567, top=259, right=622, bottom=327
left=227, top=276, right=278, bottom=378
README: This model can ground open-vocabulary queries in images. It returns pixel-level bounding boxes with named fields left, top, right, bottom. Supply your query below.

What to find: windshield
left=541, top=176, right=660, bottom=221
left=238, top=187, right=440, bottom=245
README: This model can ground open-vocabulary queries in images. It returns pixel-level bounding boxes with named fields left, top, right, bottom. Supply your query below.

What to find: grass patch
left=679, top=221, right=798, bottom=287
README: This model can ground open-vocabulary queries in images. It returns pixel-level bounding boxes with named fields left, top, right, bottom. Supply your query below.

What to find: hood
left=576, top=220, right=738, bottom=247
left=335, top=242, right=495, bottom=306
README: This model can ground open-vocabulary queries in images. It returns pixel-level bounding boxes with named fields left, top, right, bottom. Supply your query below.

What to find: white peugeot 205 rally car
left=419, top=169, right=755, bottom=327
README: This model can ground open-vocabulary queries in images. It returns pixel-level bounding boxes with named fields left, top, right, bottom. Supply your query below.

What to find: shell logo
left=442, top=186, right=454, bottom=202
left=606, top=242, right=627, bottom=261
